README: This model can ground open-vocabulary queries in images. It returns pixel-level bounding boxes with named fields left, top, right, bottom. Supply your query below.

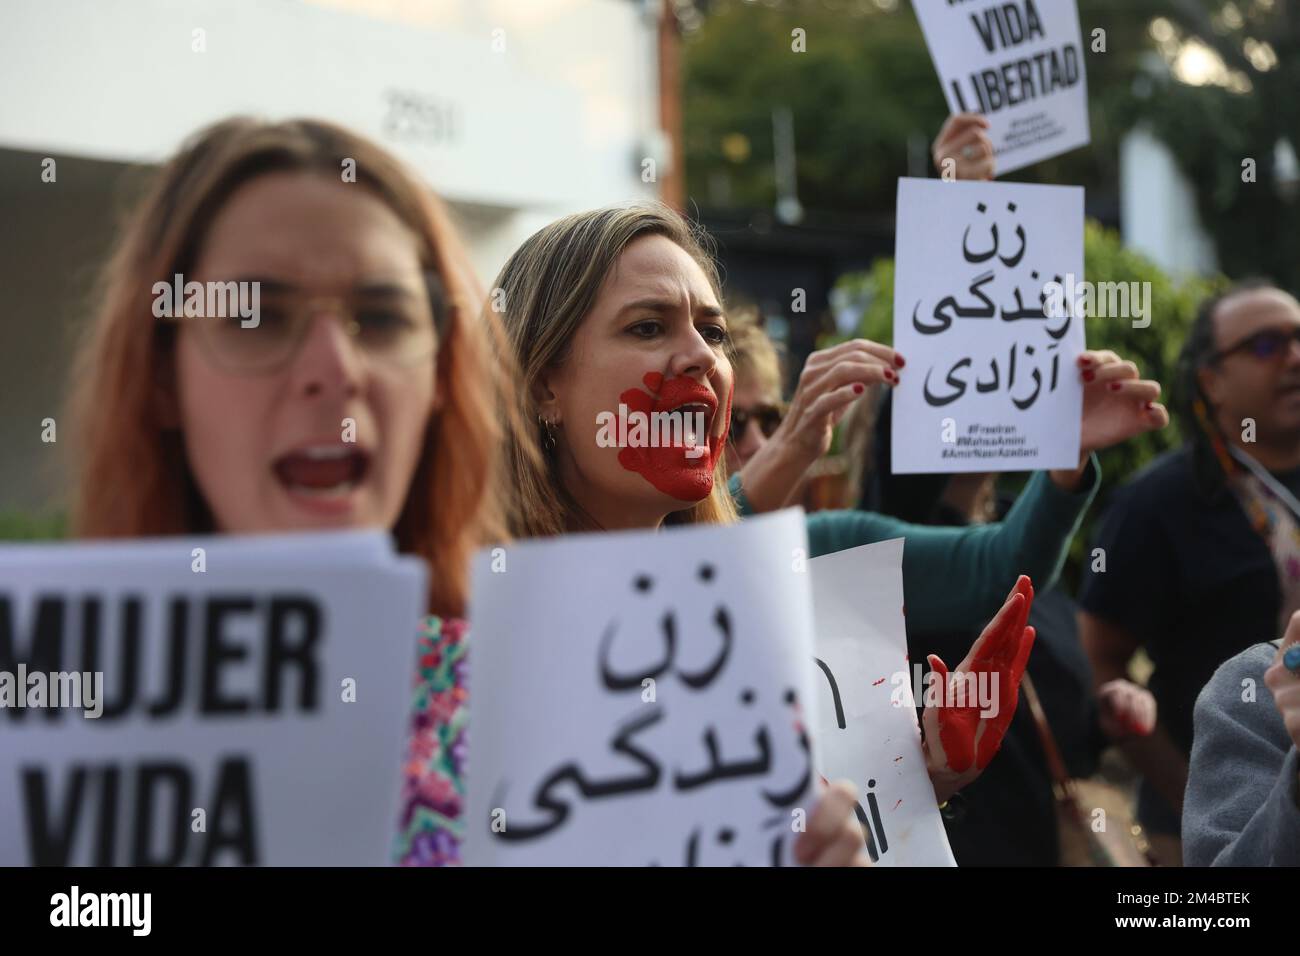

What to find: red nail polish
left=854, top=383, right=865, bottom=395
left=895, top=355, right=906, bottom=368
left=1079, top=356, right=1092, bottom=366
left=1109, top=382, right=1121, bottom=391
left=1083, top=370, right=1095, bottom=382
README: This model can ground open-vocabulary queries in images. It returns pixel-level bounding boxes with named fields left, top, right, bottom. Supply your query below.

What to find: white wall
left=0, top=0, right=663, bottom=285
left=1120, top=125, right=1218, bottom=279
left=0, top=0, right=664, bottom=511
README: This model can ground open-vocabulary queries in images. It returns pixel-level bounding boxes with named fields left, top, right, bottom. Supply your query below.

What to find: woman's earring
left=539, top=414, right=558, bottom=453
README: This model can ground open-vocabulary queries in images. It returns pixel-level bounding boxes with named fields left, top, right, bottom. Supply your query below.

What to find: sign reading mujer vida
left=0, top=533, right=423, bottom=866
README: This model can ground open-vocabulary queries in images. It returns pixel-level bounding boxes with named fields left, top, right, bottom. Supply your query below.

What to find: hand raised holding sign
left=737, top=338, right=903, bottom=511
left=781, top=339, right=904, bottom=460
left=933, top=113, right=996, bottom=182
left=1049, top=350, right=1169, bottom=491
left=1078, top=350, right=1169, bottom=454
left=922, top=575, right=1036, bottom=803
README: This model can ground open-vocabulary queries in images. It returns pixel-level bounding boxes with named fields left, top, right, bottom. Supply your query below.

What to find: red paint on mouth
left=616, top=372, right=731, bottom=502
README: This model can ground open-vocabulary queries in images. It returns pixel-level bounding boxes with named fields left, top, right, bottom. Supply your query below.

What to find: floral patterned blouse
left=395, top=615, right=468, bottom=866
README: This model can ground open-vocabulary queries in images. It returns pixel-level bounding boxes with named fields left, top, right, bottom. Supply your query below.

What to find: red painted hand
left=922, top=575, right=1036, bottom=802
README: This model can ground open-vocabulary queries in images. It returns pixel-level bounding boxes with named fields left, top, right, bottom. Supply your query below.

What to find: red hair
left=67, top=117, right=509, bottom=617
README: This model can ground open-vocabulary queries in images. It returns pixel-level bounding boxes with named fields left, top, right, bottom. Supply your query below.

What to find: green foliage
left=683, top=0, right=946, bottom=213
left=1113, top=75, right=1300, bottom=294
left=0, top=510, right=67, bottom=541
left=826, top=221, right=1227, bottom=581
left=1119, top=0, right=1300, bottom=294
left=683, top=0, right=1300, bottom=291
left=683, top=0, right=1154, bottom=213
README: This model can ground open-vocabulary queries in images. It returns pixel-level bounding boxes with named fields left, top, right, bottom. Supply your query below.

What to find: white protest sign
left=464, top=510, right=826, bottom=866
left=913, top=0, right=1090, bottom=174
left=0, top=529, right=395, bottom=570
left=0, top=532, right=425, bottom=866
left=809, top=538, right=956, bottom=866
left=891, top=177, right=1085, bottom=474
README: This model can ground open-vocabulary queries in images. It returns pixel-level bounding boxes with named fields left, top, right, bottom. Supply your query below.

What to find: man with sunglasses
left=1079, top=280, right=1300, bottom=865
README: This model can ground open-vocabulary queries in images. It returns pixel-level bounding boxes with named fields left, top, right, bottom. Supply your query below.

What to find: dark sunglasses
left=729, top=403, right=784, bottom=443
left=1211, top=326, right=1300, bottom=364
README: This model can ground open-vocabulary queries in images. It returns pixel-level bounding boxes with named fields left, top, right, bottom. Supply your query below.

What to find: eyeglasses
left=729, top=403, right=784, bottom=443
left=162, top=273, right=446, bottom=375
left=1210, top=326, right=1300, bottom=365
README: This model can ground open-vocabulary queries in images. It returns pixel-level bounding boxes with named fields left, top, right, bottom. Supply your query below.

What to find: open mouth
left=664, top=401, right=716, bottom=451
left=617, top=372, right=727, bottom=501
left=272, top=445, right=371, bottom=498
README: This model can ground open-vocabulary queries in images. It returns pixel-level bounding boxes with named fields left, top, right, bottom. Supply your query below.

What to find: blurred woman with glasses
left=66, top=116, right=515, bottom=866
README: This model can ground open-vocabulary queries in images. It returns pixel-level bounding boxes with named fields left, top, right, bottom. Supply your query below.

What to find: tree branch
left=1162, top=0, right=1260, bottom=77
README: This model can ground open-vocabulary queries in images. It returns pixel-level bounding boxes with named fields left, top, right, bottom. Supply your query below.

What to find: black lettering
left=0, top=595, right=64, bottom=722
left=131, top=762, right=191, bottom=866
left=21, top=765, right=85, bottom=864
left=201, top=598, right=255, bottom=714
left=1024, top=0, right=1044, bottom=41
left=866, top=780, right=889, bottom=855
left=93, top=597, right=143, bottom=720
left=970, top=9, right=996, bottom=52
left=1002, top=62, right=1021, bottom=106
left=1003, top=4, right=1024, bottom=45
left=950, top=79, right=969, bottom=113
left=1049, top=47, right=1065, bottom=91
left=970, top=2, right=1046, bottom=54
left=1064, top=44, right=1080, bottom=86
left=200, top=757, right=259, bottom=865
left=148, top=599, right=189, bottom=718
left=264, top=597, right=322, bottom=713
left=94, top=766, right=119, bottom=866
left=980, top=69, right=1004, bottom=111
left=1033, top=50, right=1050, bottom=90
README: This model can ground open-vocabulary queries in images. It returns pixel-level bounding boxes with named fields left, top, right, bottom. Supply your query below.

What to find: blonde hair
left=491, top=201, right=739, bottom=537
left=727, top=307, right=784, bottom=401
left=67, top=116, right=510, bottom=618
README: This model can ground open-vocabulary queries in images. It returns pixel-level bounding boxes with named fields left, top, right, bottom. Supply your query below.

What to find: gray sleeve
left=1183, top=644, right=1300, bottom=866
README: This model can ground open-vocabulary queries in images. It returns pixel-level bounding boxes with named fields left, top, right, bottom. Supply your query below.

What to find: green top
left=728, top=456, right=1101, bottom=634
